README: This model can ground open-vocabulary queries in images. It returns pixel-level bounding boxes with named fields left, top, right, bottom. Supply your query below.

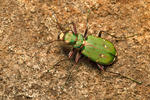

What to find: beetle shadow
left=60, top=46, right=71, bottom=56
left=80, top=56, right=112, bottom=71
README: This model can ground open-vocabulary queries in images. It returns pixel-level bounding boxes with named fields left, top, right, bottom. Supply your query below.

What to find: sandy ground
left=0, top=0, right=150, bottom=100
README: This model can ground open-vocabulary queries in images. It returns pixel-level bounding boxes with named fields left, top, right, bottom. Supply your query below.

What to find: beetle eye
left=58, top=33, right=64, bottom=40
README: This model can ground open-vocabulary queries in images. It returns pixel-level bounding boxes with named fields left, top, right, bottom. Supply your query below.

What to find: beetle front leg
left=71, top=22, right=78, bottom=35
left=68, top=48, right=76, bottom=58
left=75, top=51, right=81, bottom=63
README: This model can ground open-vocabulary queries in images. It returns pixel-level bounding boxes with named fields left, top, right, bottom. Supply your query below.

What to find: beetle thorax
left=73, top=34, right=84, bottom=48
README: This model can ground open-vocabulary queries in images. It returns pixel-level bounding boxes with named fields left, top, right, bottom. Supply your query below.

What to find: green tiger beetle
left=57, top=23, right=117, bottom=70
left=51, top=11, right=142, bottom=84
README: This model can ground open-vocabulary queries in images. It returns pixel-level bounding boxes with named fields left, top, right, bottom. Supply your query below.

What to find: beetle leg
left=98, top=30, right=120, bottom=39
left=65, top=64, right=77, bottom=86
left=72, top=22, right=78, bottom=35
left=75, top=51, right=81, bottom=63
left=98, top=31, right=103, bottom=37
left=83, top=14, right=89, bottom=38
left=97, top=64, right=104, bottom=71
left=68, top=48, right=76, bottom=58
left=83, top=26, right=88, bottom=38
left=83, top=17, right=88, bottom=38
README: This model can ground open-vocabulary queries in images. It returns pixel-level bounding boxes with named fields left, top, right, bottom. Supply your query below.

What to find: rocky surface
left=0, top=0, right=150, bottom=100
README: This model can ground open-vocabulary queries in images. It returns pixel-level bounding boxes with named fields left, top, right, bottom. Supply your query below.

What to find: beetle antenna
left=106, top=70, right=142, bottom=84
left=51, top=10, right=71, bottom=34
left=52, top=11, right=63, bottom=32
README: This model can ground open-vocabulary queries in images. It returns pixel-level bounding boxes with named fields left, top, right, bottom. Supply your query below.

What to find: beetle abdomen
left=81, top=35, right=116, bottom=65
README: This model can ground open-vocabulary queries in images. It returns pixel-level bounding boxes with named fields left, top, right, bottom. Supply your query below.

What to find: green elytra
left=62, top=31, right=117, bottom=66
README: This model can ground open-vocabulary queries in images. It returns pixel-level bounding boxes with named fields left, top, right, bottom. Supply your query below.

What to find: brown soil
left=0, top=0, right=150, bottom=100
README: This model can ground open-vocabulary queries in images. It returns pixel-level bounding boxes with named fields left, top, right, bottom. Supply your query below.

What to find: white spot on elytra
left=104, top=44, right=107, bottom=48
left=99, top=54, right=104, bottom=58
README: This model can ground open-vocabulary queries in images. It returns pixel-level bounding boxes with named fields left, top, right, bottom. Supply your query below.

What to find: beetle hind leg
left=98, top=31, right=105, bottom=37
left=97, top=64, right=104, bottom=71
left=98, top=31, right=102, bottom=37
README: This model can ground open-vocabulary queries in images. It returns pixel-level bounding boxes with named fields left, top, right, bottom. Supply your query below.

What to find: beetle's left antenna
left=52, top=10, right=64, bottom=33
left=46, top=10, right=64, bottom=44
left=52, top=10, right=71, bottom=34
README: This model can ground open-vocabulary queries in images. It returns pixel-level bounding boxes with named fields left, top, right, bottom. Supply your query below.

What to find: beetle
left=55, top=19, right=117, bottom=70
left=50, top=12, right=142, bottom=84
